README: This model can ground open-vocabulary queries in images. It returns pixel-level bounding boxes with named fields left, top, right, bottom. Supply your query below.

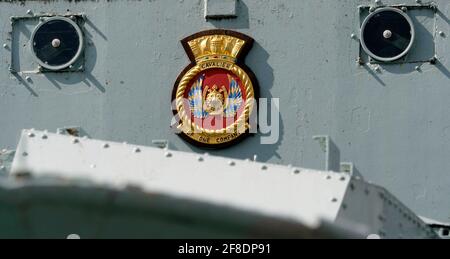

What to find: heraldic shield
left=172, top=30, right=259, bottom=148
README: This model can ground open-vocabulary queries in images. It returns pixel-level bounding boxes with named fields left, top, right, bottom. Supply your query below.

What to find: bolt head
left=133, top=148, right=141, bottom=153
left=228, top=161, right=236, bottom=166
left=383, top=30, right=392, bottom=39
left=439, top=31, right=445, bottom=37
left=2, top=44, right=7, bottom=49
left=51, top=38, right=61, bottom=48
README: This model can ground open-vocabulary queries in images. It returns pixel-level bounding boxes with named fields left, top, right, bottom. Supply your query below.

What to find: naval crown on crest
left=188, top=35, right=245, bottom=62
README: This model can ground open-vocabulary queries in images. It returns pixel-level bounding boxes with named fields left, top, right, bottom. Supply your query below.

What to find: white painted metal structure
left=10, top=129, right=438, bottom=239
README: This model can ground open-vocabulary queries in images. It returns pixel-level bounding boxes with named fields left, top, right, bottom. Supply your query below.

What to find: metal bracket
left=56, top=126, right=89, bottom=138
left=313, top=135, right=340, bottom=172
left=152, top=139, right=169, bottom=149
left=204, top=0, right=237, bottom=20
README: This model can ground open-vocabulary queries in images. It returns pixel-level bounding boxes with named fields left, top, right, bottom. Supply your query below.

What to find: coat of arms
left=172, top=30, right=258, bottom=148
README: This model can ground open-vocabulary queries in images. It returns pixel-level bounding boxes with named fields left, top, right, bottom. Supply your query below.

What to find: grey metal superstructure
left=0, top=0, right=450, bottom=238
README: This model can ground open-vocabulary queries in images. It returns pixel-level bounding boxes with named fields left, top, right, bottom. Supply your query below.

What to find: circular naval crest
left=173, top=30, right=259, bottom=148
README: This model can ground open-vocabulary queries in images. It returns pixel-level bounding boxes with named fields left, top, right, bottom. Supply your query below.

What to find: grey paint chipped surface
left=0, top=0, right=449, bottom=222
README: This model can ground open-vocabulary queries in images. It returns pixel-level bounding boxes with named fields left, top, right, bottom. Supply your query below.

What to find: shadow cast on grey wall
left=12, top=73, right=38, bottom=97
left=437, top=9, right=450, bottom=25
left=435, top=59, right=450, bottom=79
left=361, top=63, right=386, bottom=87
left=44, top=24, right=105, bottom=93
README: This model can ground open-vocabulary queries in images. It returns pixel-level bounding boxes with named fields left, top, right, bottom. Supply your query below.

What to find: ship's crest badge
left=172, top=30, right=259, bottom=148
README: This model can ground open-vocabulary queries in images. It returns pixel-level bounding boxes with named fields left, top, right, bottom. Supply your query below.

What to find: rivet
left=26, top=10, right=33, bottom=15
left=326, top=175, right=332, bottom=180
left=261, top=165, right=268, bottom=170
left=39, top=17, right=46, bottom=22
left=25, top=76, right=31, bottom=82
left=331, top=198, right=338, bottom=203
left=165, top=152, right=172, bottom=158
left=375, top=0, right=381, bottom=4
left=401, top=7, right=408, bottom=12
left=133, top=148, right=141, bottom=153
left=438, top=31, right=445, bottom=37
left=293, top=168, right=301, bottom=174
left=369, top=6, right=376, bottom=12
left=42, top=134, right=48, bottom=140
left=415, top=66, right=421, bottom=71
left=374, top=66, right=382, bottom=73
left=103, top=143, right=109, bottom=149
left=198, top=156, right=204, bottom=162
left=2, top=44, right=7, bottom=49
left=22, top=152, right=28, bottom=157
left=72, top=139, right=79, bottom=144
left=416, top=0, right=421, bottom=3
left=350, top=33, right=357, bottom=39
left=28, top=132, right=35, bottom=138
left=228, top=161, right=236, bottom=166
left=340, top=176, right=346, bottom=181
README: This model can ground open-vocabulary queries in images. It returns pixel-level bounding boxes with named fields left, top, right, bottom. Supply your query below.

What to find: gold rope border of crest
left=176, top=62, right=254, bottom=135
